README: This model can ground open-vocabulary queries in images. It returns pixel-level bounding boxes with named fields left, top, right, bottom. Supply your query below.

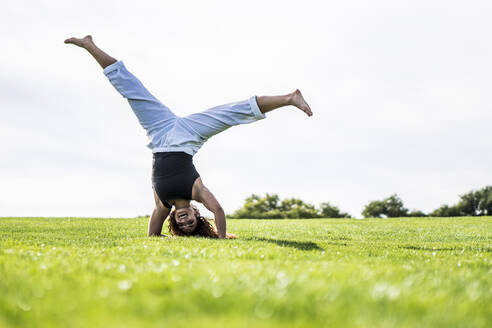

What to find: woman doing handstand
left=65, top=35, right=312, bottom=239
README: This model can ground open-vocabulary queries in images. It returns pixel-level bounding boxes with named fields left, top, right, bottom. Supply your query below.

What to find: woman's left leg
left=256, top=89, right=312, bottom=116
left=176, top=90, right=312, bottom=154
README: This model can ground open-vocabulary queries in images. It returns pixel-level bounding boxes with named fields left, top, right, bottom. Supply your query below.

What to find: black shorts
left=152, top=152, right=200, bottom=209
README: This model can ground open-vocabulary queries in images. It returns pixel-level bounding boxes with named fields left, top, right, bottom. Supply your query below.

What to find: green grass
left=0, top=217, right=491, bottom=328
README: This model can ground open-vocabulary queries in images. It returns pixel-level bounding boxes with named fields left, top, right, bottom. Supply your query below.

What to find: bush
left=320, top=202, right=351, bottom=218
left=477, top=186, right=492, bottom=215
left=229, top=193, right=283, bottom=219
left=407, top=210, right=427, bottom=217
left=429, top=205, right=462, bottom=217
left=430, top=186, right=492, bottom=217
left=362, top=194, right=409, bottom=218
left=457, top=186, right=492, bottom=216
left=229, top=194, right=350, bottom=219
left=228, top=186, right=492, bottom=219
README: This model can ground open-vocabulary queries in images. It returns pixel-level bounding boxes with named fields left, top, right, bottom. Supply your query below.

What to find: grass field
left=0, top=217, right=491, bottom=328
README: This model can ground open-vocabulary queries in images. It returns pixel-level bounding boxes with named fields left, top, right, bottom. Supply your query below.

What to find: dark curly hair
left=167, top=205, right=219, bottom=238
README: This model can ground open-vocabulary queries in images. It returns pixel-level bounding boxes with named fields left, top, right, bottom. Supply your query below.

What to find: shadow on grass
left=248, top=237, right=323, bottom=251
left=399, top=245, right=492, bottom=252
left=399, top=245, right=456, bottom=251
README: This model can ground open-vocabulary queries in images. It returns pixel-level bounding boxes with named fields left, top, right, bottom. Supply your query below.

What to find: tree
left=477, top=186, right=492, bottom=215
left=278, top=197, right=321, bottom=218
left=361, top=200, right=386, bottom=218
left=429, top=186, right=492, bottom=217
left=429, top=204, right=462, bottom=217
left=230, top=193, right=284, bottom=219
left=456, top=190, right=481, bottom=216
left=407, top=210, right=427, bottom=217
left=319, top=202, right=351, bottom=218
left=362, top=194, right=409, bottom=218
left=229, top=194, right=350, bottom=219
left=456, top=186, right=492, bottom=216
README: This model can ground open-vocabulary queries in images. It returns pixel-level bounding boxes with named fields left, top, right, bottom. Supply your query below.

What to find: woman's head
left=173, top=205, right=198, bottom=233
left=168, top=204, right=218, bottom=238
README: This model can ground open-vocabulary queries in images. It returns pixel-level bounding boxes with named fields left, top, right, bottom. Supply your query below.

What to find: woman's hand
left=226, top=233, right=237, bottom=239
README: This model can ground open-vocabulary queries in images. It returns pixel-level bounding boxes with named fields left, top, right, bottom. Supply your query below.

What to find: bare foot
left=290, top=89, right=313, bottom=117
left=64, top=35, right=94, bottom=48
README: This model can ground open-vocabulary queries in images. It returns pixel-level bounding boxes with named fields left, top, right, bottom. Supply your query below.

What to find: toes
left=64, top=37, right=78, bottom=44
left=302, top=106, right=312, bottom=115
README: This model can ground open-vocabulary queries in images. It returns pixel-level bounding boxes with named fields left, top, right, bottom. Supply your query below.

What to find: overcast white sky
left=1, top=0, right=491, bottom=218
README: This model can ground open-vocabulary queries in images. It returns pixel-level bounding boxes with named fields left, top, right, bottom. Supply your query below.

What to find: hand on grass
left=226, top=233, right=237, bottom=239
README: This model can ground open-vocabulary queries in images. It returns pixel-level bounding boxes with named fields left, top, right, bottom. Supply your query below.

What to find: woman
left=65, top=35, right=312, bottom=239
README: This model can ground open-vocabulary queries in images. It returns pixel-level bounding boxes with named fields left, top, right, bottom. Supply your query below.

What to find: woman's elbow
left=213, top=206, right=224, bottom=215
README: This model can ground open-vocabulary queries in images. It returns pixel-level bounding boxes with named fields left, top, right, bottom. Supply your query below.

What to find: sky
left=1, top=0, right=491, bottom=218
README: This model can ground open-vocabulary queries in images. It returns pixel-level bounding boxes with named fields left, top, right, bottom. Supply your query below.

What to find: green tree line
left=229, top=193, right=350, bottom=219
left=229, top=186, right=492, bottom=219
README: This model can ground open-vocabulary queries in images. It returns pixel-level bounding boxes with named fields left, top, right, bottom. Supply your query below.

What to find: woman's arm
left=148, top=190, right=171, bottom=236
left=196, top=185, right=226, bottom=238
left=148, top=206, right=170, bottom=236
left=202, top=188, right=226, bottom=238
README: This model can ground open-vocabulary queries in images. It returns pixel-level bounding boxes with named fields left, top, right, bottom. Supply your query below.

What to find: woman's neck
left=172, top=199, right=190, bottom=209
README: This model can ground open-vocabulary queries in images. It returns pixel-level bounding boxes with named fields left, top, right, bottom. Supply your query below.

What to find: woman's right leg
left=64, top=35, right=177, bottom=139
left=65, top=35, right=177, bottom=229
left=64, top=35, right=116, bottom=69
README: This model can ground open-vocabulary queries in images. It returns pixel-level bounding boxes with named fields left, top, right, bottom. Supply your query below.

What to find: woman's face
left=175, top=206, right=198, bottom=233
